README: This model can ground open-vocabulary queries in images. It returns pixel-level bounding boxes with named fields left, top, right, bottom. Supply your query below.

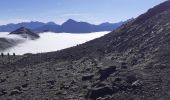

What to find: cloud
left=2, top=31, right=110, bottom=55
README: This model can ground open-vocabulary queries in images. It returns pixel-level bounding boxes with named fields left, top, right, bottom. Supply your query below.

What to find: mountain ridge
left=0, top=19, right=130, bottom=33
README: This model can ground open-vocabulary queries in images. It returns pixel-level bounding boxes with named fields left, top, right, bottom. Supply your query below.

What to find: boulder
left=99, top=66, right=117, bottom=81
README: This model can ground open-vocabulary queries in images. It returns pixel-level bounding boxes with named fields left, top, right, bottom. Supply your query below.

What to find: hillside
left=1, top=1, right=170, bottom=100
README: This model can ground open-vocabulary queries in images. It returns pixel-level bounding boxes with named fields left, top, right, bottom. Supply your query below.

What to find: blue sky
left=0, top=0, right=166, bottom=25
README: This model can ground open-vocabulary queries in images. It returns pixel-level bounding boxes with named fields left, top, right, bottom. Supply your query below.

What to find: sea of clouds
left=1, top=31, right=110, bottom=55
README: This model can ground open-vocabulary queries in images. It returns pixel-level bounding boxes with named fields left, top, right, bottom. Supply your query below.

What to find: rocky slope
left=1, top=1, right=170, bottom=100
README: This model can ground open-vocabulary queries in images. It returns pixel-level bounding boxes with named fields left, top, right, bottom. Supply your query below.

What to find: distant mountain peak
left=67, top=19, right=77, bottom=22
left=11, top=27, right=29, bottom=34
left=62, top=19, right=77, bottom=25
left=46, top=22, right=56, bottom=25
left=9, top=27, right=40, bottom=39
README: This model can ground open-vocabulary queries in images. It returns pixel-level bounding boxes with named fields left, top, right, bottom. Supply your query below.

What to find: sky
left=0, top=0, right=167, bottom=25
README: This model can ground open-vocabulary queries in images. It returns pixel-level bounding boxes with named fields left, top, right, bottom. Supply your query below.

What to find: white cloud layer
left=1, top=31, right=109, bottom=55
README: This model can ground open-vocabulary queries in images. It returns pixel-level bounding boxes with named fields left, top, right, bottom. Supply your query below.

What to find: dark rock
left=126, top=75, right=138, bottom=84
left=114, top=77, right=122, bottom=82
left=0, top=78, right=6, bottom=83
left=117, top=83, right=129, bottom=91
left=46, top=80, right=56, bottom=85
left=131, top=80, right=142, bottom=90
left=121, top=65, right=128, bottom=69
left=55, top=90, right=62, bottom=95
left=82, top=74, right=94, bottom=81
left=131, top=59, right=138, bottom=65
left=22, top=83, right=28, bottom=88
left=87, top=86, right=114, bottom=100
left=92, top=82, right=106, bottom=88
left=83, top=85, right=88, bottom=89
left=121, top=62, right=128, bottom=69
left=70, top=80, right=76, bottom=85
left=0, top=89, right=7, bottom=96
left=9, top=90, right=22, bottom=96
left=60, top=84, right=70, bottom=90
left=99, top=66, right=116, bottom=81
left=14, top=86, right=22, bottom=91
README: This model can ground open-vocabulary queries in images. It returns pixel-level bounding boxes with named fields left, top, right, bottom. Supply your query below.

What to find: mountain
left=9, top=27, right=40, bottom=39
left=0, top=21, right=45, bottom=32
left=0, top=20, right=127, bottom=33
left=36, top=19, right=127, bottom=33
left=60, top=19, right=95, bottom=33
left=34, top=23, right=61, bottom=33
left=1, top=1, right=170, bottom=100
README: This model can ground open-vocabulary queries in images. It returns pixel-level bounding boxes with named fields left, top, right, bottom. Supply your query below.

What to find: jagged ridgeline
left=1, top=0, right=170, bottom=100
left=0, top=19, right=127, bottom=33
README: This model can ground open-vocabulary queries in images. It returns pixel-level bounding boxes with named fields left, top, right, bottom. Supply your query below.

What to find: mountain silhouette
left=0, top=21, right=45, bottom=32
left=37, top=19, right=128, bottom=33
left=9, top=27, right=40, bottom=39
left=0, top=19, right=127, bottom=33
